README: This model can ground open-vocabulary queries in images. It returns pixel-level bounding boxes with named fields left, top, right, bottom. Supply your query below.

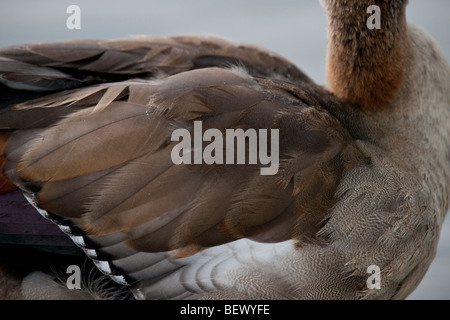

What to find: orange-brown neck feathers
left=324, top=0, right=410, bottom=110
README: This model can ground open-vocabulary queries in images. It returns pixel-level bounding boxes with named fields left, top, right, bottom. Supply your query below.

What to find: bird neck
left=323, top=0, right=410, bottom=110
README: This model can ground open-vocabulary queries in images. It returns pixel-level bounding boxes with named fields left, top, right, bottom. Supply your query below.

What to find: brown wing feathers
left=0, top=36, right=311, bottom=93
left=0, top=133, right=17, bottom=194
left=0, top=36, right=366, bottom=259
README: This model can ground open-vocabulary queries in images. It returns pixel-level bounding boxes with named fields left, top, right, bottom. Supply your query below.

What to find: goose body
left=0, top=1, right=449, bottom=300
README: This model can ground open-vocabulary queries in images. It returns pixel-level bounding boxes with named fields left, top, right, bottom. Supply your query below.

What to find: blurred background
left=0, top=0, right=448, bottom=300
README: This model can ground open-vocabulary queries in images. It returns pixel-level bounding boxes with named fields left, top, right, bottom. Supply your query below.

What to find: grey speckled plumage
left=0, top=0, right=449, bottom=300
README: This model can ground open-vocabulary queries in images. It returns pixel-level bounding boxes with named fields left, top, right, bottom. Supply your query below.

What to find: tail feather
left=22, top=267, right=133, bottom=300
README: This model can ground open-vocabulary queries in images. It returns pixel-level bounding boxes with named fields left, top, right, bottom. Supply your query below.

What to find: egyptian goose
left=0, top=0, right=449, bottom=300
